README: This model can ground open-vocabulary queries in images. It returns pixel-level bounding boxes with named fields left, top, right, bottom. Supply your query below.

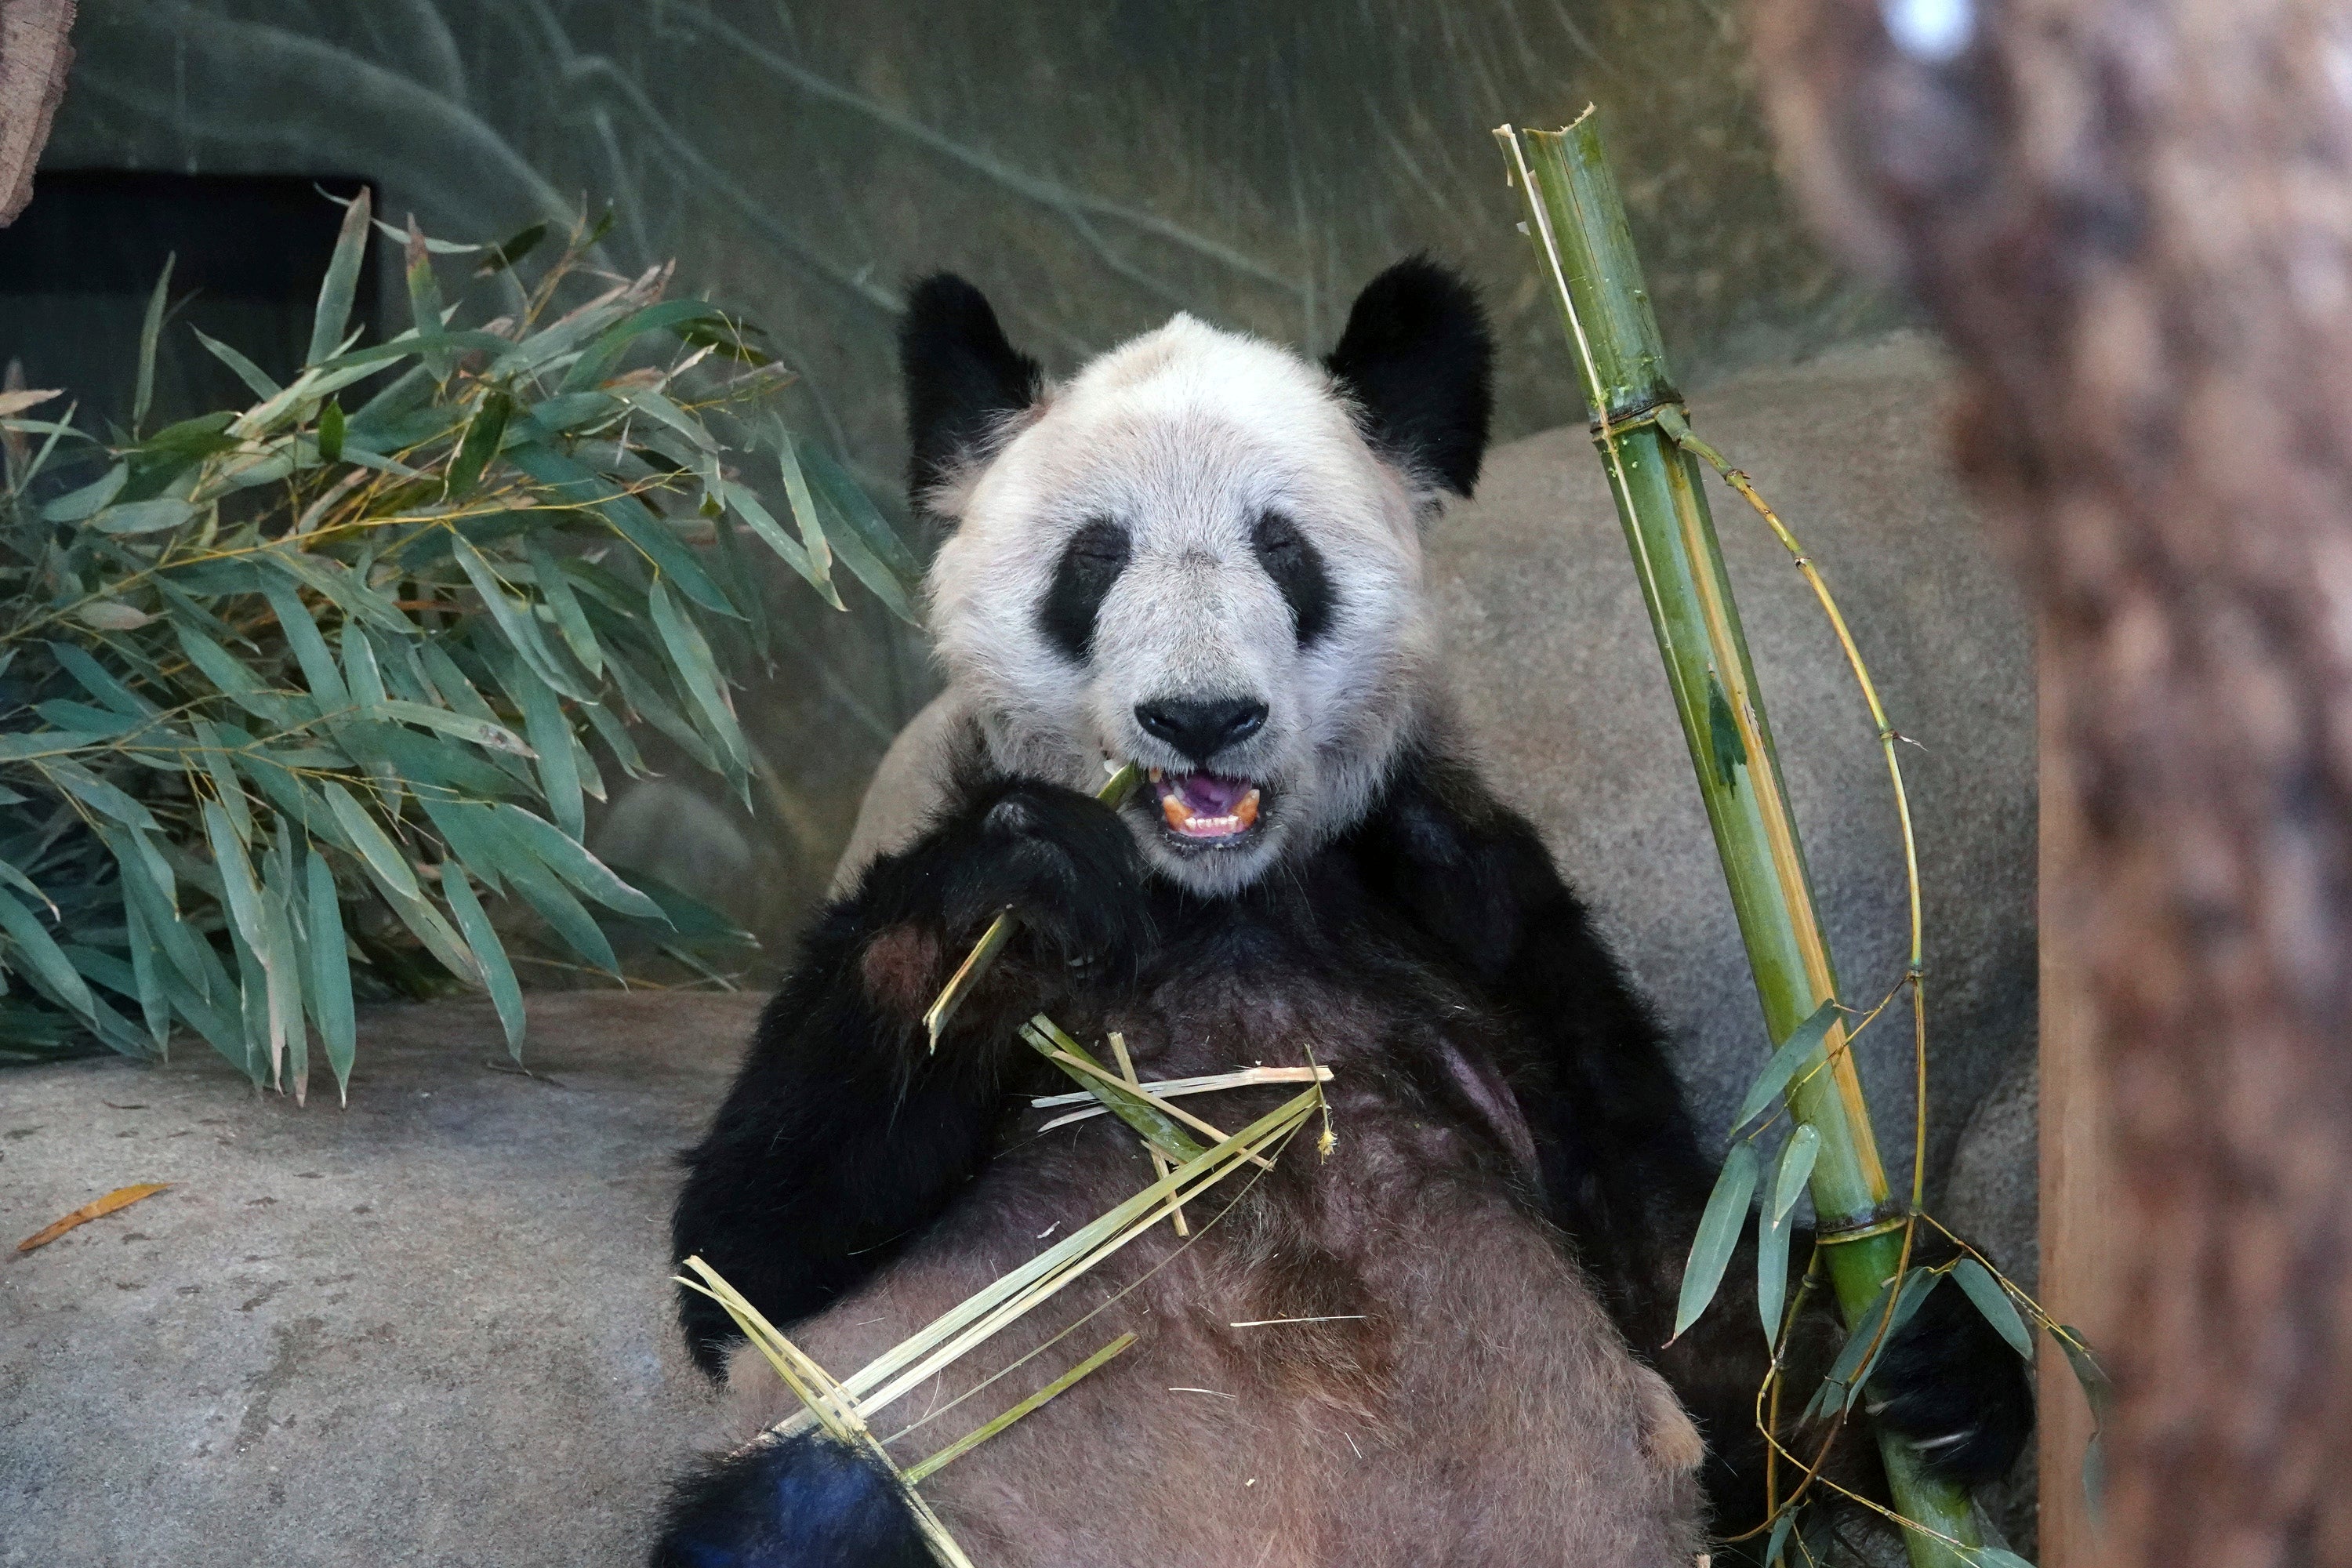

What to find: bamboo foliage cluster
left=0, top=193, right=921, bottom=1096
left=1496, top=113, right=2105, bottom=1568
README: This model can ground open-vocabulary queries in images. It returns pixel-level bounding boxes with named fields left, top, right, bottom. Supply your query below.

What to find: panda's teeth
left=1236, top=789, right=1260, bottom=828
left=1148, top=767, right=1164, bottom=784
left=1161, top=792, right=1194, bottom=830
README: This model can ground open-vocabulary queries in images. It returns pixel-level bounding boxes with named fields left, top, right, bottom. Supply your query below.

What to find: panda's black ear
left=900, top=274, right=1044, bottom=512
left=1324, top=258, right=1494, bottom=498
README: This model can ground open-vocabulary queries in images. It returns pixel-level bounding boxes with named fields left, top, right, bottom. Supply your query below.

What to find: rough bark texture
left=1748, top=0, right=2352, bottom=1563
left=0, top=0, right=73, bottom=225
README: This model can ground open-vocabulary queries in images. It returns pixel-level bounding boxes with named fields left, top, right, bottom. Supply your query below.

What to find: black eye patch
left=1038, top=517, right=1132, bottom=662
left=1250, top=511, right=1334, bottom=644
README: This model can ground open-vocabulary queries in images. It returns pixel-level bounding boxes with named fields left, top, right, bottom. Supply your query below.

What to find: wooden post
left=2038, top=637, right=2114, bottom=1568
left=1752, top=0, right=2352, bottom=1560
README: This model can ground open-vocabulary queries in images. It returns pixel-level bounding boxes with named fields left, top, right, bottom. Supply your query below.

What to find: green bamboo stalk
left=1495, top=110, right=1980, bottom=1568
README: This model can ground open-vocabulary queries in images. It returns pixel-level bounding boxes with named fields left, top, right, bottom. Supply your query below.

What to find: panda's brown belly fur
left=717, top=970, right=1706, bottom=1566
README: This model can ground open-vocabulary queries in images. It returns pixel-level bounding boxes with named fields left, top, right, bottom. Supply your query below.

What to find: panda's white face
left=903, top=262, right=1490, bottom=898
left=927, top=316, right=1436, bottom=895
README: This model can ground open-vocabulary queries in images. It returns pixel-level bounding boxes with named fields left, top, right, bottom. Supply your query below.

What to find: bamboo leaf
left=1952, top=1258, right=2033, bottom=1359
left=1813, top=1268, right=1942, bottom=1417
left=120, top=894, right=169, bottom=1051
left=133, top=254, right=175, bottom=433
left=525, top=538, right=602, bottom=677
left=47, top=643, right=158, bottom=718
left=0, top=889, right=96, bottom=1021
left=445, top=390, right=513, bottom=499
left=1772, top=1123, right=1820, bottom=1219
left=0, top=731, right=111, bottom=764
left=800, top=440, right=922, bottom=583
left=407, top=218, right=452, bottom=381
left=259, top=832, right=307, bottom=1094
left=490, top=803, right=662, bottom=919
left=773, top=428, right=834, bottom=591
left=191, top=327, right=282, bottom=401
left=1766, top=1508, right=1798, bottom=1567
left=365, top=699, right=533, bottom=757
left=318, top=397, right=345, bottom=465
left=441, top=862, right=524, bottom=1058
left=615, top=384, right=717, bottom=454
left=647, top=578, right=744, bottom=765
left=2055, top=1325, right=2112, bottom=1418
left=1732, top=999, right=1841, bottom=1131
left=445, top=532, right=590, bottom=701
left=91, top=497, right=200, bottom=535
left=503, top=853, right=618, bottom=972
left=42, top=463, right=125, bottom=522
left=45, top=758, right=161, bottom=831
left=503, top=442, right=736, bottom=615
left=1674, top=1141, right=1759, bottom=1338
left=74, top=601, right=154, bottom=631
left=320, top=781, right=420, bottom=902
left=308, top=187, right=372, bottom=367
left=113, top=834, right=211, bottom=997
left=717, top=477, right=827, bottom=599
left=201, top=800, right=268, bottom=959
left=190, top=717, right=254, bottom=846
left=1757, top=1131, right=1816, bottom=1346
left=260, top=575, right=350, bottom=710
left=341, top=622, right=388, bottom=707
left=305, top=848, right=357, bottom=1101
left=474, top=220, right=548, bottom=277
left=513, top=664, right=582, bottom=840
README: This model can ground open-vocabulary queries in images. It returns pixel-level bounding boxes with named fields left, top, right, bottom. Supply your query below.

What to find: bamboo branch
left=1494, top=110, right=1979, bottom=1568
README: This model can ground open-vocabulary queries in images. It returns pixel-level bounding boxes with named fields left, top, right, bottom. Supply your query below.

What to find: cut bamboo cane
left=1494, top=109, right=1980, bottom=1568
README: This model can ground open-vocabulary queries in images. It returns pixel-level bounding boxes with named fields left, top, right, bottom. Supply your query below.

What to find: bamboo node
left=1814, top=1212, right=1912, bottom=1246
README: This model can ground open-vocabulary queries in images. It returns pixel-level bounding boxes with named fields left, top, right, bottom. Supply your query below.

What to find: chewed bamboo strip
left=923, top=763, right=1145, bottom=1049
left=676, top=1259, right=978, bottom=1568
left=1109, top=1030, right=1186, bottom=1236
left=1019, top=1015, right=1207, bottom=1164
left=755, top=1083, right=1326, bottom=1445
left=902, top=1331, right=1138, bottom=1484
left=1033, top=1063, right=1334, bottom=1124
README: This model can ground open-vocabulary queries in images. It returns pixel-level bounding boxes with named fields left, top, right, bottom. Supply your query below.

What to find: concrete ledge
left=1, top=993, right=763, bottom=1568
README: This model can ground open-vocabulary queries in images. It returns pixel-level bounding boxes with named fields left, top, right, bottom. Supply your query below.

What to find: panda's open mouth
left=1146, top=767, right=1263, bottom=844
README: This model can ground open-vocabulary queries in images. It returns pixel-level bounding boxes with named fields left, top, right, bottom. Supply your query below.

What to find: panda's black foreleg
left=1355, top=751, right=2033, bottom=1529
left=669, top=776, right=1151, bottom=1376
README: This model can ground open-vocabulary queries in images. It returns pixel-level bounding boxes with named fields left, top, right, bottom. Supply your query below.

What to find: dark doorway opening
left=0, top=170, right=380, bottom=437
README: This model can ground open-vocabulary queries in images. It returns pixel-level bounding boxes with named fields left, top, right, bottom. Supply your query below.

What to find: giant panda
left=652, top=262, right=2032, bottom=1566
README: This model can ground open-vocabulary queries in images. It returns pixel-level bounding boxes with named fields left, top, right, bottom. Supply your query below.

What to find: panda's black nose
left=1134, top=696, right=1268, bottom=764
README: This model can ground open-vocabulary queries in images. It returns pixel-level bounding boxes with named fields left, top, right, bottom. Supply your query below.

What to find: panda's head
left=906, top=261, right=1492, bottom=897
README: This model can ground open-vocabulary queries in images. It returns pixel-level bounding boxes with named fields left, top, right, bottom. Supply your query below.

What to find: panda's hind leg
left=650, top=1431, right=931, bottom=1568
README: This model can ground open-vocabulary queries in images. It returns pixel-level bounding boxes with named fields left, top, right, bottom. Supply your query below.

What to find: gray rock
left=840, top=331, right=2038, bottom=1223
left=1, top=993, right=760, bottom=1568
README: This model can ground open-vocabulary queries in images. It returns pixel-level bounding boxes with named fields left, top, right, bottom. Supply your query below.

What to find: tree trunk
left=1745, top=0, right=2352, bottom=1562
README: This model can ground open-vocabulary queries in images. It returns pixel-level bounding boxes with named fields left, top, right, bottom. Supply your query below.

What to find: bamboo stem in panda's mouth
left=922, top=762, right=1145, bottom=1051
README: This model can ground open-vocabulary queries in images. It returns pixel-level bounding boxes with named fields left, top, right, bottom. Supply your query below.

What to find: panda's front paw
left=932, top=778, right=1152, bottom=980
left=1869, top=1266, right=2038, bottom=1486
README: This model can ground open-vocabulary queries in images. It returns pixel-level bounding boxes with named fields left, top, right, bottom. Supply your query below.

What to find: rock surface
left=1, top=993, right=760, bottom=1568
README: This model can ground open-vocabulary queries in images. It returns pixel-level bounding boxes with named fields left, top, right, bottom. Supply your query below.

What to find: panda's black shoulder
left=1339, top=739, right=1591, bottom=984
